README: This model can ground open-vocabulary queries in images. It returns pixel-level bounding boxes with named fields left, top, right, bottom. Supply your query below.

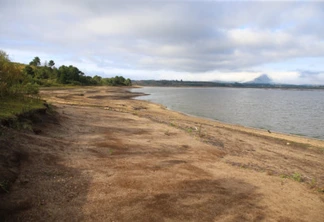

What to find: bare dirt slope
left=1, top=86, right=324, bottom=221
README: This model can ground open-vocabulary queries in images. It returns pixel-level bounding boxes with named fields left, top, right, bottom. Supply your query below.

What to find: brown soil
left=1, top=86, right=324, bottom=221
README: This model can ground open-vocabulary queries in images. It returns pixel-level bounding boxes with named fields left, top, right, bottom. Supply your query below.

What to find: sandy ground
left=1, top=86, right=324, bottom=221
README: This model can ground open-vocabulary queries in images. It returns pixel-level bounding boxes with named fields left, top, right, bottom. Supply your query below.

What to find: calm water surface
left=132, top=87, right=324, bottom=140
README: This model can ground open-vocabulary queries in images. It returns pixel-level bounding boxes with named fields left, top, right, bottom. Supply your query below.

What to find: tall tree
left=29, top=56, right=41, bottom=66
left=48, top=60, right=55, bottom=67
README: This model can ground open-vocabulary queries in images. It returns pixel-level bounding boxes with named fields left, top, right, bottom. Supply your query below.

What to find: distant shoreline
left=134, top=85, right=324, bottom=91
left=133, top=80, right=324, bottom=90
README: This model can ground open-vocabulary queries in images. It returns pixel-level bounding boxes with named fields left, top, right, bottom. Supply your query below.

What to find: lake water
left=131, top=87, right=324, bottom=140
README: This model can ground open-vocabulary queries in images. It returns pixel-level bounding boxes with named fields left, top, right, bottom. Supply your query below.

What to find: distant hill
left=247, top=74, right=273, bottom=84
left=132, top=79, right=324, bottom=89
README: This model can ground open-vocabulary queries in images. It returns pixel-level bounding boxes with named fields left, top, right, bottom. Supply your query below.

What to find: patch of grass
left=280, top=173, right=305, bottom=183
left=292, top=172, right=303, bottom=182
left=0, top=96, right=44, bottom=120
left=280, top=174, right=289, bottom=179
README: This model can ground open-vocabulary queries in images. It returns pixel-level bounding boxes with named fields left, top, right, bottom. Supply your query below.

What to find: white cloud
left=1, top=0, right=324, bottom=84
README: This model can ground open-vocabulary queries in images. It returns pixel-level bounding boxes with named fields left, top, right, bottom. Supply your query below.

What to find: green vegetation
left=1, top=50, right=43, bottom=122
left=280, top=172, right=304, bottom=183
left=0, top=49, right=132, bottom=123
left=102, top=76, right=132, bottom=86
left=0, top=96, right=44, bottom=120
left=22, top=56, right=132, bottom=87
left=292, top=172, right=303, bottom=182
left=0, top=50, right=39, bottom=97
left=108, top=149, right=113, bottom=155
left=280, top=174, right=290, bottom=179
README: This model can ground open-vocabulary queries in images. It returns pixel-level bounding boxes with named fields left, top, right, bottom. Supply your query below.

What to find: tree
left=114, top=76, right=126, bottom=85
left=125, top=78, right=132, bottom=86
left=93, top=75, right=102, bottom=85
left=57, top=65, right=68, bottom=84
left=101, top=76, right=132, bottom=86
left=0, top=50, right=30, bottom=96
left=29, top=57, right=41, bottom=66
left=35, top=68, right=49, bottom=79
left=48, top=60, right=55, bottom=67
left=23, top=65, right=35, bottom=77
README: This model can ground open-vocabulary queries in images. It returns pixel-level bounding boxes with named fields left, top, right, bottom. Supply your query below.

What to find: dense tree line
left=0, top=50, right=132, bottom=99
left=23, top=56, right=132, bottom=87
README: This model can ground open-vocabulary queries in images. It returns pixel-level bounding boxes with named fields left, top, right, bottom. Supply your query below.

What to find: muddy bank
left=1, top=86, right=324, bottom=221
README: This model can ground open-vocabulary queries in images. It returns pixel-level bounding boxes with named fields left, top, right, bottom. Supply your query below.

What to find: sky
left=1, top=0, right=324, bottom=85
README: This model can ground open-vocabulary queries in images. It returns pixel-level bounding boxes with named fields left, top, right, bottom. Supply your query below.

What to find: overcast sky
left=1, top=0, right=324, bottom=84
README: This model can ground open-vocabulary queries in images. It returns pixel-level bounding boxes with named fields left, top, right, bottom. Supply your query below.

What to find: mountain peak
left=247, top=74, right=273, bottom=84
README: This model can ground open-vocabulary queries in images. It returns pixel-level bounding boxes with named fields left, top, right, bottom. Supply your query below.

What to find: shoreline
left=1, top=86, right=324, bottom=221
left=132, top=84, right=324, bottom=90
left=131, top=87, right=324, bottom=148
left=139, top=96, right=324, bottom=143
